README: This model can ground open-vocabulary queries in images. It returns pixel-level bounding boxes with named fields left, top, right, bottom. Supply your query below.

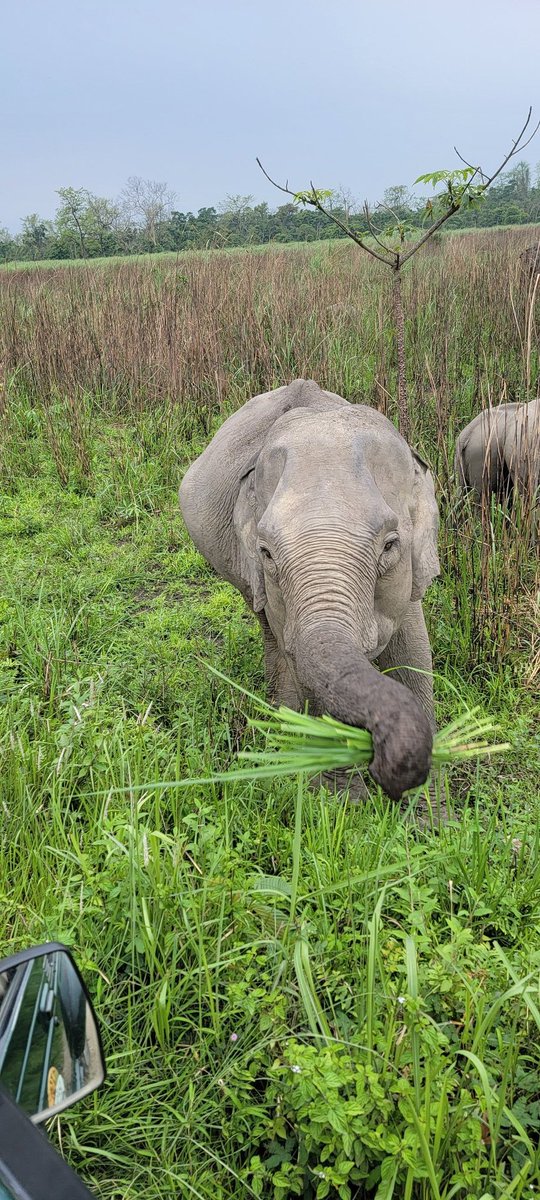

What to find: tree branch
left=308, top=191, right=394, bottom=265
left=259, top=109, right=539, bottom=277
left=362, top=201, right=399, bottom=258
left=256, top=158, right=394, bottom=266
left=255, top=157, right=295, bottom=199
left=374, top=200, right=402, bottom=225
left=455, top=106, right=540, bottom=194
left=401, top=110, right=539, bottom=265
left=453, top=146, right=485, bottom=184
left=399, top=203, right=460, bottom=265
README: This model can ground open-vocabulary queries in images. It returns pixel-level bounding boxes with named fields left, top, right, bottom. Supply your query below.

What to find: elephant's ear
left=232, top=470, right=266, bottom=612
left=180, top=379, right=348, bottom=594
left=410, top=451, right=440, bottom=601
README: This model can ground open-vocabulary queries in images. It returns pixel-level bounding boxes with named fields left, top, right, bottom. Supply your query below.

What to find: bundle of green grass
left=207, top=670, right=510, bottom=786
left=238, top=704, right=509, bottom=780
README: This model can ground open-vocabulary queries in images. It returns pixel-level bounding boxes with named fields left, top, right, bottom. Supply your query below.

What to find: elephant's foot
left=314, top=769, right=449, bottom=820
left=401, top=772, right=449, bottom=830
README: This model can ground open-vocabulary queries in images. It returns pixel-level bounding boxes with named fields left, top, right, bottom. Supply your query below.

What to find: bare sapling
left=258, top=108, right=539, bottom=440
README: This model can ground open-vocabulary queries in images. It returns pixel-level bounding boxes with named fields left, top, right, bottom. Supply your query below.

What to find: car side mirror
left=0, top=942, right=105, bottom=1124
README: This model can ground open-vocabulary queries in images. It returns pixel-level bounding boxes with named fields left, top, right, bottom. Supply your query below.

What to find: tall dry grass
left=0, top=225, right=538, bottom=671
left=0, top=227, right=537, bottom=427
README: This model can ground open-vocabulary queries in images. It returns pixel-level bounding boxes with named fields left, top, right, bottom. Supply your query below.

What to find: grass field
left=0, top=227, right=539, bottom=1198
left=0, top=239, right=317, bottom=272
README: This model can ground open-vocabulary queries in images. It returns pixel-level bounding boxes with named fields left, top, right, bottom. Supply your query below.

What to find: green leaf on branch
left=293, top=188, right=334, bottom=207
left=416, top=167, right=486, bottom=215
left=414, top=167, right=477, bottom=186
left=419, top=175, right=487, bottom=219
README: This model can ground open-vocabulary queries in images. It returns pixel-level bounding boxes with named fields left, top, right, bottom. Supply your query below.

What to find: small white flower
left=291, top=1064, right=301, bottom=1074
left=397, top=996, right=405, bottom=1005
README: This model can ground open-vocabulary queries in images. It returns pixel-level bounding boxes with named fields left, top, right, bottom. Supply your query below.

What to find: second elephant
left=454, top=398, right=540, bottom=507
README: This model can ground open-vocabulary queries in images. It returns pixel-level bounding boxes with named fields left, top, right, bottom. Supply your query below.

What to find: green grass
left=1, top=394, right=539, bottom=1199
left=0, top=239, right=328, bottom=272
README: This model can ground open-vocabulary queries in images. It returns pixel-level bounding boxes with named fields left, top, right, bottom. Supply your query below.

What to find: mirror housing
left=0, top=943, right=105, bottom=1124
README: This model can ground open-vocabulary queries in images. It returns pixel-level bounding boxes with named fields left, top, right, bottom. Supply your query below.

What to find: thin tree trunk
left=392, top=266, right=409, bottom=441
left=525, top=271, right=540, bottom=396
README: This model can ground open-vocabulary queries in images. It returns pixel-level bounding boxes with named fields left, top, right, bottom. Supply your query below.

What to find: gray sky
left=2, top=0, right=540, bottom=232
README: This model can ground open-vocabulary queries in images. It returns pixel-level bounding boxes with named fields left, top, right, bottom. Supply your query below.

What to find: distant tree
left=0, top=226, right=15, bottom=262
left=166, top=210, right=191, bottom=250
left=382, top=184, right=414, bottom=214
left=251, top=202, right=271, bottom=243
left=218, top=194, right=256, bottom=244
left=193, top=206, right=219, bottom=247
left=269, top=202, right=297, bottom=242
left=56, top=187, right=90, bottom=257
left=85, top=194, right=121, bottom=255
left=331, top=185, right=358, bottom=221
left=505, top=160, right=531, bottom=201
left=498, top=201, right=529, bottom=225
left=121, top=176, right=176, bottom=249
left=19, top=214, right=53, bottom=260
left=164, top=206, right=220, bottom=251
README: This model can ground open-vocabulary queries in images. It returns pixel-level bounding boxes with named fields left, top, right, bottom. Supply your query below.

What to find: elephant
left=454, top=398, right=540, bottom=508
left=179, top=379, right=440, bottom=802
left=519, top=244, right=540, bottom=282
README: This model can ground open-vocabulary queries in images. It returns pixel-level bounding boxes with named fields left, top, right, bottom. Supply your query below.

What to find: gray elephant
left=519, top=244, right=540, bottom=282
left=454, top=398, right=540, bottom=506
left=180, top=379, right=440, bottom=802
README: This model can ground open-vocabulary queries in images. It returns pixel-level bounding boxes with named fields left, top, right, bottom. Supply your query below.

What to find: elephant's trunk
left=294, top=623, right=433, bottom=801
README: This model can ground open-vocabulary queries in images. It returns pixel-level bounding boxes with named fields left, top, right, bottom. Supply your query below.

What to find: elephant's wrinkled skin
left=454, top=399, right=540, bottom=507
left=180, top=380, right=440, bottom=801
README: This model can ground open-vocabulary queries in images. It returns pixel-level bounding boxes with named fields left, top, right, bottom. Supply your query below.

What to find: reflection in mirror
left=0, top=949, right=104, bottom=1123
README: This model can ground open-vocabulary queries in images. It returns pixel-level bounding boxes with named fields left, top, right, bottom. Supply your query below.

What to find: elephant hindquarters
left=455, top=408, right=517, bottom=504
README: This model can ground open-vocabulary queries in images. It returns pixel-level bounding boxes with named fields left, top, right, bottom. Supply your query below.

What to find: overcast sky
left=2, top=0, right=540, bottom=232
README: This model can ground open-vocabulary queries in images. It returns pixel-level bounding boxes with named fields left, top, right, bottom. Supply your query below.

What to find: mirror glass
left=0, top=948, right=104, bottom=1122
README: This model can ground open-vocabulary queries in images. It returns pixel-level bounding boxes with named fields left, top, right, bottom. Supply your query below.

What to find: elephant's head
left=180, top=380, right=440, bottom=800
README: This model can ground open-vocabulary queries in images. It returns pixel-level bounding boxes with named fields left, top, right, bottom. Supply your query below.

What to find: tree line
left=2, top=161, right=540, bottom=264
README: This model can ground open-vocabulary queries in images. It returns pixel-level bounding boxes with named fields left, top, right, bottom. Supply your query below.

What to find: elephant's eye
left=378, top=535, right=400, bottom=574
left=259, top=545, right=276, bottom=572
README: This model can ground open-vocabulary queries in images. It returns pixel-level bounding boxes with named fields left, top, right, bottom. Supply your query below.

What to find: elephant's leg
left=376, top=603, right=446, bottom=824
left=257, top=613, right=303, bottom=709
left=375, top=602, right=435, bottom=730
left=257, top=614, right=369, bottom=800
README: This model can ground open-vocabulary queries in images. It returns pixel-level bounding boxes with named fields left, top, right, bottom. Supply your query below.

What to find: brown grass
left=0, top=226, right=537, bottom=430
